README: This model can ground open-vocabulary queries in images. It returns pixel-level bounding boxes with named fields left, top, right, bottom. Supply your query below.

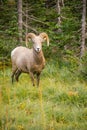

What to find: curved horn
left=26, top=33, right=36, bottom=47
left=39, top=32, right=49, bottom=46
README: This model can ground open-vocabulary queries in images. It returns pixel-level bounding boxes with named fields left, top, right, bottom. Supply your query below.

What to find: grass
left=0, top=63, right=87, bottom=130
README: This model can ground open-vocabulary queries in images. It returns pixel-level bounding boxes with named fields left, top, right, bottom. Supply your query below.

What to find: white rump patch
left=11, top=48, right=18, bottom=57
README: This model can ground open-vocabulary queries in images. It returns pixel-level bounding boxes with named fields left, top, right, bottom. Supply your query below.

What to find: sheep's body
left=11, top=32, right=49, bottom=86
left=11, top=46, right=45, bottom=73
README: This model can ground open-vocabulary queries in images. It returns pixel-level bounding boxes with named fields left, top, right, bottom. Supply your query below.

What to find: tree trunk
left=17, top=0, right=22, bottom=43
left=80, top=0, right=86, bottom=58
left=25, top=3, right=28, bottom=35
left=56, top=0, right=62, bottom=33
left=61, top=0, right=64, bottom=7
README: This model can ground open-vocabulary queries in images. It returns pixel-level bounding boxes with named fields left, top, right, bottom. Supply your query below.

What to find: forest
left=0, top=0, right=87, bottom=130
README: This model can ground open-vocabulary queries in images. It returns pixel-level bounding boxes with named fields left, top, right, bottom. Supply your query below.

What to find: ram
left=11, top=32, right=49, bottom=86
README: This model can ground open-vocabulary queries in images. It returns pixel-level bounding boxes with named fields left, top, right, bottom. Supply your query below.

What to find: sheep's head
left=26, top=32, right=49, bottom=53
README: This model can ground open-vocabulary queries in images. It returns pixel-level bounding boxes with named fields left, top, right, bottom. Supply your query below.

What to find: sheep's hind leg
left=15, top=69, right=22, bottom=82
left=11, top=68, right=17, bottom=83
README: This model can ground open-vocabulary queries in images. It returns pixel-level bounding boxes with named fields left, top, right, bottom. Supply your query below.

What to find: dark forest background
left=0, top=0, right=87, bottom=79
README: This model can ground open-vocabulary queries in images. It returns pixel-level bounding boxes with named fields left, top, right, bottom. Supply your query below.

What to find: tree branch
left=22, top=11, right=49, bottom=26
left=22, top=22, right=38, bottom=34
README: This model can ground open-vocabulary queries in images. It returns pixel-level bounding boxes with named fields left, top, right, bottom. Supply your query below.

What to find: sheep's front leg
left=29, top=72, right=35, bottom=86
left=36, top=73, right=40, bottom=87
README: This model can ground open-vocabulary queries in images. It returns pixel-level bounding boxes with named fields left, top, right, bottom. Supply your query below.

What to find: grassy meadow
left=0, top=61, right=87, bottom=130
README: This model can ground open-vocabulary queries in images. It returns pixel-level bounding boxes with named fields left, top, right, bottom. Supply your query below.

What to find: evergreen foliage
left=0, top=0, right=86, bottom=79
left=0, top=0, right=82, bottom=58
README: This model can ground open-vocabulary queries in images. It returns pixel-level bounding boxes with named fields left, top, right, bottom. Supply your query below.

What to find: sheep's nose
left=36, top=48, right=40, bottom=52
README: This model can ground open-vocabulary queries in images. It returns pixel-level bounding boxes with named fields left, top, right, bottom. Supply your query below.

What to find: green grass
left=0, top=64, right=87, bottom=130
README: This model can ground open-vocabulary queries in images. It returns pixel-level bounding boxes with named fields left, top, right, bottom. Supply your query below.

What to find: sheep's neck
left=33, top=50, right=45, bottom=65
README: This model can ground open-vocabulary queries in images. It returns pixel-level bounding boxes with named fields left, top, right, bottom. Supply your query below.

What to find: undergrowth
left=0, top=62, right=87, bottom=130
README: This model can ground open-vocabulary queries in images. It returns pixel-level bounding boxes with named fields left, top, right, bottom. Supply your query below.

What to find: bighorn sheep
left=11, top=32, right=49, bottom=86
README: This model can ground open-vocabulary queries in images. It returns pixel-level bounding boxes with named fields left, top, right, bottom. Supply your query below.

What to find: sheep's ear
left=43, top=37, right=47, bottom=41
left=39, top=32, right=49, bottom=46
